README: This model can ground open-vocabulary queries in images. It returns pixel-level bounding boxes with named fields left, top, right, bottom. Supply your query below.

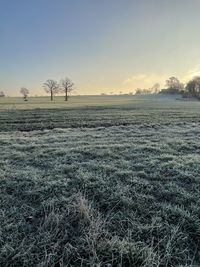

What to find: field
left=0, top=95, right=137, bottom=110
left=0, top=95, right=200, bottom=267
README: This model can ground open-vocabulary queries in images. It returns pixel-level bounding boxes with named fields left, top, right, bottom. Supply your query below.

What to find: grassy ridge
left=0, top=96, right=200, bottom=266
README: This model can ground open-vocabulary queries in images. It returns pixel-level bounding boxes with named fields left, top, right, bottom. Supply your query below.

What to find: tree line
left=161, top=76, right=200, bottom=99
left=1, top=75, right=200, bottom=100
left=0, top=77, right=74, bottom=101
left=135, top=76, right=200, bottom=100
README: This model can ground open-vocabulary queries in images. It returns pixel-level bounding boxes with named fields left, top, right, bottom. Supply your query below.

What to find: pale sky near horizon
left=1, top=0, right=200, bottom=96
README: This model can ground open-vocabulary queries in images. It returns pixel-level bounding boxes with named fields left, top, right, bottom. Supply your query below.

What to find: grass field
left=0, top=95, right=200, bottom=266
left=0, top=95, right=137, bottom=110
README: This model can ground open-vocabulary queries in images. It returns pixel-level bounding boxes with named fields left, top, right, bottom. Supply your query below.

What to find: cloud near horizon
left=123, top=73, right=167, bottom=89
left=182, top=65, right=200, bottom=83
left=123, top=66, right=200, bottom=91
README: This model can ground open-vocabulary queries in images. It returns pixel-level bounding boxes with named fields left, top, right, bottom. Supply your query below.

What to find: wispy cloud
left=123, top=74, right=147, bottom=84
left=123, top=66, right=200, bottom=91
left=182, top=65, right=200, bottom=83
left=123, top=73, right=166, bottom=89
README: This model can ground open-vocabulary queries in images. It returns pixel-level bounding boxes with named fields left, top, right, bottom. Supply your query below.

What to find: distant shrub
left=0, top=91, right=5, bottom=97
left=135, top=88, right=152, bottom=95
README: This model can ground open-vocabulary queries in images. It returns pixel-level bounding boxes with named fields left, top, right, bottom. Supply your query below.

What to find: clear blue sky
left=1, top=0, right=200, bottom=96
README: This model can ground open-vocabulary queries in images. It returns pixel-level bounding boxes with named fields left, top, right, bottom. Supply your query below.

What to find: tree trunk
left=65, top=89, right=68, bottom=101
left=51, top=90, right=53, bottom=101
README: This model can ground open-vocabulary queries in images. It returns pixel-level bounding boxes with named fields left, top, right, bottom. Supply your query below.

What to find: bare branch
left=60, top=77, right=74, bottom=101
left=43, top=79, right=60, bottom=101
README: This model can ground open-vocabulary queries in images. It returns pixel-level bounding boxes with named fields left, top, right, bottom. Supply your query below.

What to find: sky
left=1, top=0, right=200, bottom=96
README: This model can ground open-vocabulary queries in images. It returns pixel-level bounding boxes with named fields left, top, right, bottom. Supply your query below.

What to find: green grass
left=0, top=95, right=200, bottom=266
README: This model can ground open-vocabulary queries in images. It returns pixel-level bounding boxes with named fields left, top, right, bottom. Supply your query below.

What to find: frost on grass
left=0, top=104, right=200, bottom=266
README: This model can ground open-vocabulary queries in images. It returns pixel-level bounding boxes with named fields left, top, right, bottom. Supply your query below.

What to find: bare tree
left=61, top=77, right=74, bottom=101
left=165, top=77, right=184, bottom=93
left=185, top=76, right=200, bottom=99
left=135, top=88, right=142, bottom=95
left=43, top=79, right=60, bottom=101
left=151, top=83, right=160, bottom=93
left=20, top=87, right=29, bottom=101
